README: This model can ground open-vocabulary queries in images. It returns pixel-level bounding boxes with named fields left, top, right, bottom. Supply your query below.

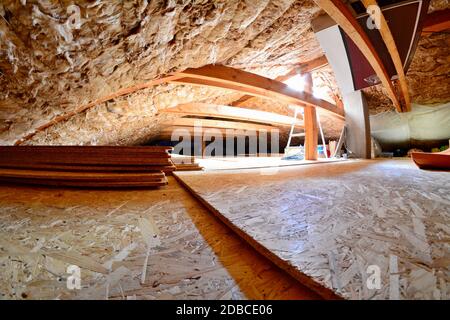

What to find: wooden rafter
left=15, top=62, right=339, bottom=145
left=422, top=8, right=450, bottom=34
left=162, top=118, right=276, bottom=131
left=361, top=0, right=411, bottom=112
left=159, top=126, right=266, bottom=140
left=303, top=73, right=318, bottom=161
left=231, top=55, right=329, bottom=107
left=172, top=64, right=343, bottom=117
left=276, top=55, right=329, bottom=82
left=313, top=0, right=402, bottom=112
left=14, top=75, right=180, bottom=145
left=161, top=103, right=304, bottom=127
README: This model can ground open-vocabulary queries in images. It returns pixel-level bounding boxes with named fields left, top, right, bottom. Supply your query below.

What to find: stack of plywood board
left=0, top=146, right=174, bottom=188
left=170, top=154, right=203, bottom=172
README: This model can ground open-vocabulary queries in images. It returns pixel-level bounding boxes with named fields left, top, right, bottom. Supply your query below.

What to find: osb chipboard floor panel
left=175, top=159, right=450, bottom=300
left=0, top=177, right=320, bottom=300
left=196, top=156, right=344, bottom=171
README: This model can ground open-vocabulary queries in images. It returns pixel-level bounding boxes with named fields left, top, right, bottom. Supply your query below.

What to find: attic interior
left=0, top=0, right=449, bottom=301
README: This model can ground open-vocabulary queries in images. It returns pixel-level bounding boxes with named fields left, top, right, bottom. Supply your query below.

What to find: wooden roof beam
left=361, top=0, right=411, bottom=112
left=16, top=62, right=337, bottom=145
left=422, top=8, right=450, bottom=34
left=158, top=126, right=272, bottom=141
left=172, top=64, right=344, bottom=117
left=313, top=0, right=402, bottom=112
left=162, top=118, right=276, bottom=131
left=15, top=61, right=337, bottom=145
left=231, top=55, right=329, bottom=107
left=276, top=55, right=329, bottom=83
left=161, top=103, right=304, bottom=127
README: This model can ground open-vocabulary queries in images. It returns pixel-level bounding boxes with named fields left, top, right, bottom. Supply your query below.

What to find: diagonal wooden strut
left=313, top=0, right=402, bottom=112
left=361, top=0, right=411, bottom=112
left=173, top=64, right=344, bottom=117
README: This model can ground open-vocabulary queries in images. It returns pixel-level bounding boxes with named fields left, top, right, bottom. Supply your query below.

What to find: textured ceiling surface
left=0, top=0, right=448, bottom=145
left=364, top=31, right=450, bottom=115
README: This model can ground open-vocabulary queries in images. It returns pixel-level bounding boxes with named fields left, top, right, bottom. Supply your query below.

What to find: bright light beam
left=284, top=74, right=306, bottom=92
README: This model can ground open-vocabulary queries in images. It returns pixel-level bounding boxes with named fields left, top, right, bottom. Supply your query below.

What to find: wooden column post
left=304, top=106, right=318, bottom=160
left=303, top=73, right=318, bottom=160
left=202, top=138, right=206, bottom=158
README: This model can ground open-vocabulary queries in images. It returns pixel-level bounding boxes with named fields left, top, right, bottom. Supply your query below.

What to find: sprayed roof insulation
left=0, top=0, right=448, bottom=146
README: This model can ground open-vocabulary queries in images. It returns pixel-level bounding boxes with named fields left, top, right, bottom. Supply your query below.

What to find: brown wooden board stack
left=0, top=146, right=174, bottom=188
left=170, top=154, right=203, bottom=172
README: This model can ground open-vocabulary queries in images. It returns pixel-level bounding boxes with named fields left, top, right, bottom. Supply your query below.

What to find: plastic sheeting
left=370, top=103, right=450, bottom=144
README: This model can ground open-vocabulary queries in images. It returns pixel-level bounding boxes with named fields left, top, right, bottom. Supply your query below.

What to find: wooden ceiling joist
left=15, top=62, right=339, bottom=146
left=161, top=103, right=304, bottom=127
left=422, top=8, right=450, bottom=34
left=158, top=126, right=269, bottom=140
left=361, top=0, right=411, bottom=112
left=276, top=55, right=329, bottom=83
left=232, top=55, right=329, bottom=107
left=303, top=73, right=319, bottom=161
left=172, top=64, right=344, bottom=117
left=313, top=0, right=403, bottom=112
left=162, top=118, right=276, bottom=132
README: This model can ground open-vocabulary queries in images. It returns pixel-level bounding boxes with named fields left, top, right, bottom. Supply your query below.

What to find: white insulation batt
left=370, top=103, right=450, bottom=143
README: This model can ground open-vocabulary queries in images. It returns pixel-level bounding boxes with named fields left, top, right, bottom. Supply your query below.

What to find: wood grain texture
left=0, top=146, right=172, bottom=164
left=162, top=117, right=276, bottom=131
left=174, top=64, right=344, bottom=117
left=159, top=127, right=271, bottom=140
left=361, top=0, right=411, bottom=111
left=162, top=103, right=304, bottom=127
left=313, top=0, right=401, bottom=111
left=0, top=177, right=320, bottom=300
left=0, top=169, right=166, bottom=181
left=0, top=163, right=175, bottom=172
left=231, top=55, right=329, bottom=106
left=171, top=154, right=203, bottom=172
left=0, top=146, right=175, bottom=187
left=303, top=73, right=318, bottom=161
left=0, top=177, right=169, bottom=188
left=175, top=159, right=450, bottom=300
left=304, top=106, right=318, bottom=161
left=422, top=8, right=450, bottom=34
